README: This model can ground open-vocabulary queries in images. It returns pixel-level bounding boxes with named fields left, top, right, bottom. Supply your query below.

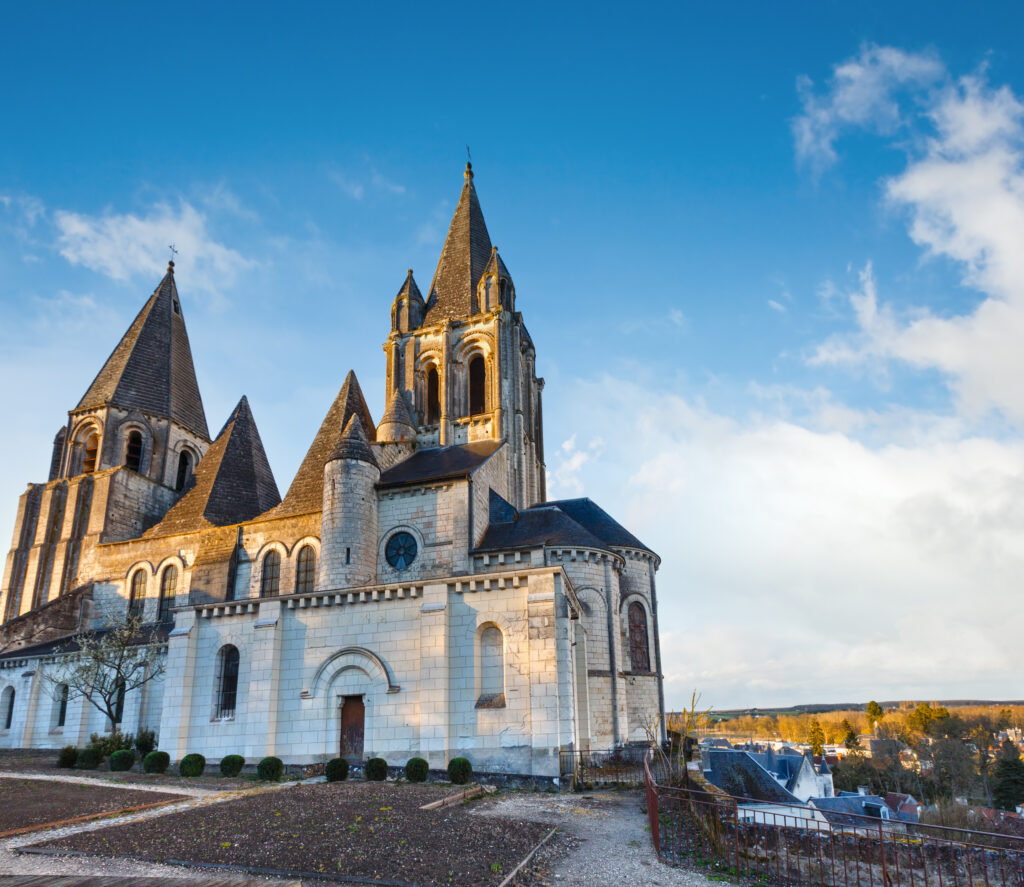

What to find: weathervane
left=168, top=243, right=179, bottom=262
left=466, top=145, right=472, bottom=164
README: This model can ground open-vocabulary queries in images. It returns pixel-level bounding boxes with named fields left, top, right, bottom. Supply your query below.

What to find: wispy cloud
left=328, top=165, right=406, bottom=200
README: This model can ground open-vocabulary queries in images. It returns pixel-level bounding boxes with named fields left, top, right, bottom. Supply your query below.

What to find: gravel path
left=474, top=790, right=713, bottom=887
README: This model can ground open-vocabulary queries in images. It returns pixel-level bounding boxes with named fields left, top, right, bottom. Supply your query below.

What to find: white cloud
left=801, top=54, right=1024, bottom=422
left=54, top=200, right=252, bottom=297
left=793, top=44, right=945, bottom=172
left=553, top=375, right=1024, bottom=708
left=767, top=299, right=786, bottom=313
left=547, top=433, right=605, bottom=497
left=328, top=166, right=406, bottom=200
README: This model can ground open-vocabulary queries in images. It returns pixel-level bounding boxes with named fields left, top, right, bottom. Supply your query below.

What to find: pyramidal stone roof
left=424, top=163, right=493, bottom=324
left=328, top=415, right=378, bottom=466
left=380, top=388, right=416, bottom=430
left=271, top=371, right=376, bottom=517
left=482, top=245, right=510, bottom=280
left=76, top=263, right=209, bottom=440
left=145, top=396, right=280, bottom=536
left=395, top=269, right=423, bottom=303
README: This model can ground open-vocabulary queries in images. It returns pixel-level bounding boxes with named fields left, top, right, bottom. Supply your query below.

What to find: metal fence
left=644, top=753, right=1024, bottom=886
left=560, top=746, right=648, bottom=787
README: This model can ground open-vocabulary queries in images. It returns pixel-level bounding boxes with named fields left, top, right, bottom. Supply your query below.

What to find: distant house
left=884, top=792, right=920, bottom=823
left=704, top=748, right=834, bottom=803
left=811, top=789, right=903, bottom=831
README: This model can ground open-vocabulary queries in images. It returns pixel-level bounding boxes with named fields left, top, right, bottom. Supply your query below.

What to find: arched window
left=113, top=680, right=126, bottom=725
left=55, top=684, right=69, bottom=728
left=82, top=430, right=99, bottom=474
left=128, top=570, right=147, bottom=619
left=175, top=451, right=193, bottom=491
left=216, top=645, right=240, bottom=719
left=1, top=687, right=14, bottom=730
left=125, top=430, right=143, bottom=472
left=628, top=602, right=651, bottom=673
left=468, top=356, right=486, bottom=415
left=425, top=367, right=440, bottom=424
left=158, top=565, right=177, bottom=620
left=477, top=625, right=505, bottom=708
left=295, top=545, right=316, bottom=594
left=260, top=550, right=280, bottom=597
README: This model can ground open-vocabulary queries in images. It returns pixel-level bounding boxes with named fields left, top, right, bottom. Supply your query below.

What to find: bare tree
left=41, top=607, right=165, bottom=733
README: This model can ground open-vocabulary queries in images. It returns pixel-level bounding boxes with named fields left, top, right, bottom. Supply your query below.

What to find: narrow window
left=469, top=356, right=486, bottom=415
left=125, top=430, right=143, bottom=472
left=128, top=570, right=147, bottom=619
left=628, top=602, right=651, bottom=672
left=260, top=550, right=280, bottom=597
left=158, top=565, right=178, bottom=620
left=295, top=545, right=316, bottom=594
left=82, top=431, right=99, bottom=474
left=2, top=687, right=14, bottom=730
left=113, top=680, right=126, bottom=725
left=477, top=625, right=505, bottom=708
left=56, top=684, right=68, bottom=728
left=217, top=645, right=240, bottom=718
left=175, top=451, right=193, bottom=491
left=426, top=367, right=440, bottom=424
left=345, top=547, right=351, bottom=565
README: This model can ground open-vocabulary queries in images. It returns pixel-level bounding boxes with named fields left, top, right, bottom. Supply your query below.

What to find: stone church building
left=0, top=165, right=665, bottom=776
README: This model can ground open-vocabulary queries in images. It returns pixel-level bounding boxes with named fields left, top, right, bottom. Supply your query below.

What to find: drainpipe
left=649, top=561, right=667, bottom=744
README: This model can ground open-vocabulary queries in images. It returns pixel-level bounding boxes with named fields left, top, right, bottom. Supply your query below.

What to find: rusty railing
left=644, top=751, right=1024, bottom=886
left=561, top=746, right=647, bottom=787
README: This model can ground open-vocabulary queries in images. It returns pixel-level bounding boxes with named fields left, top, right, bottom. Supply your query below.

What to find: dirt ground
left=35, top=780, right=550, bottom=886
left=0, top=779, right=184, bottom=834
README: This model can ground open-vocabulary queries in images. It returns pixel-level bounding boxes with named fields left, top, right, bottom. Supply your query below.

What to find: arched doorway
left=339, top=695, right=365, bottom=760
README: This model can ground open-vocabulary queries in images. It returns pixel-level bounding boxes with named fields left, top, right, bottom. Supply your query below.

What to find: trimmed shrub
left=109, top=749, right=136, bottom=772
left=447, top=756, right=472, bottom=785
left=143, top=750, right=170, bottom=774
left=179, top=753, right=206, bottom=777
left=405, top=756, right=429, bottom=783
left=257, top=756, right=283, bottom=781
left=135, top=729, right=157, bottom=756
left=76, top=746, right=103, bottom=769
left=57, top=746, right=79, bottom=769
left=220, top=754, right=245, bottom=777
left=325, top=757, right=349, bottom=783
left=365, top=757, right=388, bottom=781
left=89, top=732, right=134, bottom=757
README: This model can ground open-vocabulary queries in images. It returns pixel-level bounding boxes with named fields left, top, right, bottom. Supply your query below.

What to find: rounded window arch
left=425, top=365, right=440, bottom=425
left=468, top=355, right=487, bottom=415
left=1, top=687, right=14, bottom=730
left=124, top=429, right=144, bottom=473
left=260, top=550, right=281, bottom=597
left=175, top=449, right=195, bottom=491
left=81, top=429, right=100, bottom=474
left=295, top=544, right=317, bottom=594
left=113, top=679, right=126, bottom=725
left=627, top=601, right=651, bottom=673
left=54, top=683, right=69, bottom=728
left=215, top=645, right=240, bottom=719
left=158, top=564, right=178, bottom=620
left=477, top=623, right=506, bottom=708
left=128, top=570, right=147, bottom=619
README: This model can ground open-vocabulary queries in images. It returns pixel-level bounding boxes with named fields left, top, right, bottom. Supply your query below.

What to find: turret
left=319, top=415, right=380, bottom=589
left=391, top=270, right=425, bottom=333
left=477, top=246, right=514, bottom=313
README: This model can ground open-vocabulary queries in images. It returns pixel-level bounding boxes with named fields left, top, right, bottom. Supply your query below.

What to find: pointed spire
left=376, top=388, right=417, bottom=443
left=424, top=163, right=493, bottom=323
left=328, top=414, right=378, bottom=466
left=482, top=245, right=511, bottom=280
left=397, top=269, right=423, bottom=303
left=271, top=371, right=376, bottom=516
left=145, top=395, right=280, bottom=536
left=75, top=265, right=209, bottom=440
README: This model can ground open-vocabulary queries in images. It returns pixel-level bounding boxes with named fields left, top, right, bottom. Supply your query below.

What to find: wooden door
left=340, top=695, right=365, bottom=760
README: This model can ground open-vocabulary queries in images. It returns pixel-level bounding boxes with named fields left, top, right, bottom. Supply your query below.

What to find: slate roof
left=377, top=440, right=502, bottom=488
left=328, top=415, right=377, bottom=466
left=145, top=396, right=280, bottom=536
left=543, top=498, right=654, bottom=553
left=271, top=371, right=376, bottom=517
left=475, top=504, right=609, bottom=552
left=424, top=164, right=493, bottom=324
left=703, top=750, right=803, bottom=804
left=0, top=624, right=171, bottom=662
left=76, top=263, right=209, bottom=439
left=811, top=794, right=890, bottom=826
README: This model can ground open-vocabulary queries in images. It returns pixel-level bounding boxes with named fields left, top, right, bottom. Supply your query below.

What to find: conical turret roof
left=482, top=245, right=511, bottom=280
left=395, top=269, right=423, bottom=303
left=380, top=388, right=415, bottom=429
left=424, top=163, right=493, bottom=323
left=145, top=396, right=280, bottom=536
left=328, top=414, right=377, bottom=466
left=271, top=371, right=376, bottom=517
left=76, top=262, right=209, bottom=439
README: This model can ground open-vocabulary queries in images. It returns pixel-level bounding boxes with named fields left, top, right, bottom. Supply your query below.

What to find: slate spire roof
left=424, top=163, right=493, bottom=323
left=145, top=396, right=280, bottom=536
left=328, top=415, right=377, bottom=466
left=75, top=262, right=209, bottom=439
left=379, top=388, right=416, bottom=432
left=396, top=269, right=424, bottom=303
left=271, top=371, right=376, bottom=517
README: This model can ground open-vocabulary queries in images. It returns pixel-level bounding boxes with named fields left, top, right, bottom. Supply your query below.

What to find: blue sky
left=3, top=2, right=1024, bottom=710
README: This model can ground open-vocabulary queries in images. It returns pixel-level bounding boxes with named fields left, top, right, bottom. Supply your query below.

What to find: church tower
left=383, top=164, right=546, bottom=509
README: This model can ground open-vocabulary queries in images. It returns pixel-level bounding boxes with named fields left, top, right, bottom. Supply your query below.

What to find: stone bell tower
left=382, top=164, right=546, bottom=509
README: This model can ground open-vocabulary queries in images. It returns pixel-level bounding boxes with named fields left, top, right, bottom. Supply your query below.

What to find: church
left=0, top=165, right=665, bottom=777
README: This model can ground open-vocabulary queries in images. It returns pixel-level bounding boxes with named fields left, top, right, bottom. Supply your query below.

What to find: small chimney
left=858, top=785, right=870, bottom=796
